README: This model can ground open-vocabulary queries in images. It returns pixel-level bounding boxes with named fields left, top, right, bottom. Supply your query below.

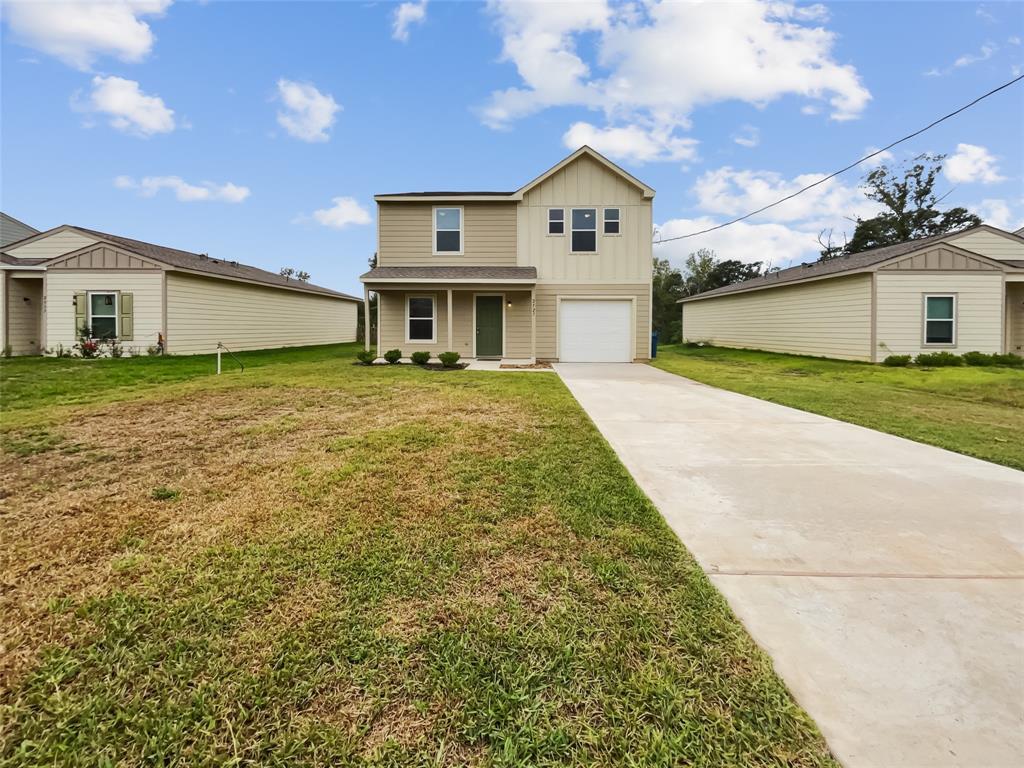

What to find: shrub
left=410, top=351, right=431, bottom=365
left=151, top=486, right=180, bottom=501
left=383, top=348, right=403, bottom=364
left=882, top=355, right=911, bottom=367
left=992, top=353, right=1024, bottom=368
left=914, top=351, right=964, bottom=367
left=438, top=351, right=461, bottom=368
left=962, top=351, right=994, bottom=366
left=355, top=349, right=376, bottom=365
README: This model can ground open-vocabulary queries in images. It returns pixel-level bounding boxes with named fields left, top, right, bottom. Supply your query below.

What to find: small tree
left=652, top=257, right=684, bottom=343
left=296, top=270, right=311, bottom=282
left=279, top=267, right=295, bottom=280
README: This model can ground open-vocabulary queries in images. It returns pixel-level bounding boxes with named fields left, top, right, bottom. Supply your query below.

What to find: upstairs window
left=434, top=207, right=462, bottom=254
left=89, top=292, right=118, bottom=339
left=571, top=208, right=597, bottom=252
left=604, top=208, right=620, bottom=234
left=924, top=295, right=956, bottom=345
left=407, top=296, right=436, bottom=342
left=548, top=208, right=564, bottom=235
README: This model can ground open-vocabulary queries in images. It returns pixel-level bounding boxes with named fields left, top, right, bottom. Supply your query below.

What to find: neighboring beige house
left=0, top=221, right=360, bottom=357
left=360, top=146, right=654, bottom=362
left=679, top=225, right=1024, bottom=362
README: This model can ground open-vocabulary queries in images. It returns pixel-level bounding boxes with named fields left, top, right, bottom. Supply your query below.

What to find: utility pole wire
left=653, top=73, right=1024, bottom=245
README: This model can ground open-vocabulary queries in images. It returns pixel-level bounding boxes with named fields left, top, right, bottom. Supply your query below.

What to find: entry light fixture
left=506, top=300, right=512, bottom=308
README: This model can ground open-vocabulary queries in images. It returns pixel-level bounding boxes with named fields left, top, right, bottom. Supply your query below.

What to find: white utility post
left=217, top=343, right=222, bottom=374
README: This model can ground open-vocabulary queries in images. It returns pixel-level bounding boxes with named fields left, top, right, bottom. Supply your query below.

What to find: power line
left=654, top=73, right=1024, bottom=245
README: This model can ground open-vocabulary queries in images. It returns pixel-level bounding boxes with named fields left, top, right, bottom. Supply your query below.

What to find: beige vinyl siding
left=166, top=272, right=357, bottom=355
left=378, top=202, right=517, bottom=266
left=535, top=283, right=650, bottom=361
left=5, top=276, right=44, bottom=355
left=950, top=230, right=1024, bottom=261
left=376, top=289, right=532, bottom=358
left=5, top=230, right=98, bottom=260
left=45, top=270, right=164, bottom=354
left=682, top=275, right=873, bottom=361
left=518, top=154, right=652, bottom=284
left=1008, top=283, right=1024, bottom=354
left=875, top=273, right=1004, bottom=357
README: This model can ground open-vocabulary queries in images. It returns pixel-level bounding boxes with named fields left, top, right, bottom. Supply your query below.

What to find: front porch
left=361, top=266, right=538, bottom=362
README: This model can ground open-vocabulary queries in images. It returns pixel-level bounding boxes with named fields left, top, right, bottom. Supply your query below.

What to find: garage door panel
left=559, top=300, right=631, bottom=362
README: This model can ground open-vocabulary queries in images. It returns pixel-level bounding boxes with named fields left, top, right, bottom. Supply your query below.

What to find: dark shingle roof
left=680, top=227, right=984, bottom=302
left=70, top=227, right=360, bottom=300
left=375, top=191, right=515, bottom=198
left=1004, top=260, right=1024, bottom=268
left=361, top=266, right=537, bottom=281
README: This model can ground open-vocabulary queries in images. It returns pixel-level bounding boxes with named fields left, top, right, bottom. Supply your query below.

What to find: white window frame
left=547, top=208, right=565, bottom=236
left=922, top=293, right=957, bottom=347
left=406, top=294, right=437, bottom=344
left=432, top=206, right=464, bottom=256
left=603, top=207, right=621, bottom=236
left=87, top=291, right=118, bottom=339
left=570, top=207, right=598, bottom=254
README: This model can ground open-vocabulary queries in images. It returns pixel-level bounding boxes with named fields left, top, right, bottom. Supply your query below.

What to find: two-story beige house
left=360, top=147, right=654, bottom=362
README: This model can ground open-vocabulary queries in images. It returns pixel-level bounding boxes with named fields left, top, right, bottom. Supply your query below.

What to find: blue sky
left=2, top=0, right=1023, bottom=295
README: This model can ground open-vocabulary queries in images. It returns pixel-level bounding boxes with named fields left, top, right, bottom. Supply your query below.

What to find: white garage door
left=559, top=299, right=632, bottom=362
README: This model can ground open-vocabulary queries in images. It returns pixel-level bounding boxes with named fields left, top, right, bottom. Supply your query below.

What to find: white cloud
left=692, top=166, right=879, bottom=230
left=83, top=75, right=175, bottom=136
left=303, top=197, right=372, bottom=229
left=275, top=79, right=340, bottom=143
left=926, top=41, right=998, bottom=75
left=654, top=216, right=822, bottom=270
left=732, top=125, right=760, bottom=148
left=480, top=0, right=870, bottom=149
left=859, top=146, right=894, bottom=169
left=3, top=0, right=171, bottom=71
left=562, top=121, right=698, bottom=163
left=944, top=143, right=1006, bottom=184
left=115, top=175, right=250, bottom=203
left=392, top=0, right=427, bottom=42
left=971, top=198, right=1023, bottom=230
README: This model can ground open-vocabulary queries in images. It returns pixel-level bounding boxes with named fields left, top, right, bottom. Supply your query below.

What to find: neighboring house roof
left=373, top=146, right=655, bottom=202
left=679, top=225, right=1022, bottom=303
left=361, top=265, right=537, bottom=283
left=2, top=224, right=360, bottom=301
left=1, top=212, right=40, bottom=248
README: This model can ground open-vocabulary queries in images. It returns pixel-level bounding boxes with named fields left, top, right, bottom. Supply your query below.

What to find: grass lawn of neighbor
left=0, top=343, right=836, bottom=766
left=653, top=344, right=1024, bottom=471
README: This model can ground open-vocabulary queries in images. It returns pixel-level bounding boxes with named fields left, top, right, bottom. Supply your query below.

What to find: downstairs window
left=924, top=294, right=956, bottom=345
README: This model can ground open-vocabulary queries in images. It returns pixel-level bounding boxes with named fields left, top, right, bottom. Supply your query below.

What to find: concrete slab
left=555, top=362, right=1024, bottom=767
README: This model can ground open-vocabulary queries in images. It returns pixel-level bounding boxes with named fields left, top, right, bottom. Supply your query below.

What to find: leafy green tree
left=846, top=154, right=981, bottom=254
left=652, top=257, right=684, bottom=343
left=681, top=248, right=762, bottom=295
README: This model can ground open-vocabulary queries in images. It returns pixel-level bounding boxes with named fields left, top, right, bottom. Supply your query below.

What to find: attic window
left=571, top=208, right=597, bottom=252
left=434, top=207, right=462, bottom=255
left=548, top=208, right=564, bottom=235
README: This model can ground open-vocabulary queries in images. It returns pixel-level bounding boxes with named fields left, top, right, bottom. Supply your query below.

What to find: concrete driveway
left=555, top=363, right=1024, bottom=768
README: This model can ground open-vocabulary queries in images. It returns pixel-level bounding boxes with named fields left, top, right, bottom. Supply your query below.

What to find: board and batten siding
left=45, top=270, right=164, bottom=353
left=6, top=230, right=98, bottom=261
left=875, top=273, right=1004, bottom=357
left=682, top=274, right=873, bottom=361
left=535, top=283, right=650, bottom=361
left=376, top=289, right=532, bottom=358
left=518, top=154, right=652, bottom=284
left=951, top=230, right=1024, bottom=262
left=166, top=272, right=357, bottom=355
left=377, top=202, right=517, bottom=267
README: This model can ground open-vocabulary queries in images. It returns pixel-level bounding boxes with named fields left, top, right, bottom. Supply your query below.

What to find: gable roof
left=373, top=146, right=655, bottom=202
left=679, top=225, right=1022, bottom=303
left=1, top=212, right=40, bottom=248
left=2, top=225, right=359, bottom=300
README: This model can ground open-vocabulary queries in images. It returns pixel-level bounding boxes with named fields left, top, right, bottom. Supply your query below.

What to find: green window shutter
left=119, top=292, right=134, bottom=341
left=74, top=292, right=87, bottom=335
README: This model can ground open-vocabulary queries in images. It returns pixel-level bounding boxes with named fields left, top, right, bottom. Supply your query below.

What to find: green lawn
left=0, top=345, right=835, bottom=766
left=653, top=344, right=1024, bottom=471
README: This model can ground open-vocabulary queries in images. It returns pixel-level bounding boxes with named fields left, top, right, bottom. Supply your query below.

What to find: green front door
left=475, top=295, right=503, bottom=358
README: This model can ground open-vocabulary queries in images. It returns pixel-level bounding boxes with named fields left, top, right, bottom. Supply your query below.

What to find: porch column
left=363, top=285, right=371, bottom=351
left=530, top=288, right=537, bottom=363
left=447, top=288, right=453, bottom=352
